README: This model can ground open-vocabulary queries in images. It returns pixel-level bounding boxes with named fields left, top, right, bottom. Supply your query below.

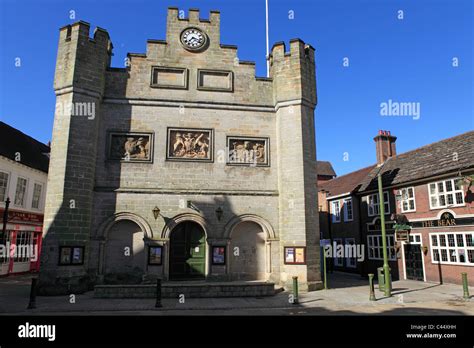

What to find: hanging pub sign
left=395, top=230, right=409, bottom=242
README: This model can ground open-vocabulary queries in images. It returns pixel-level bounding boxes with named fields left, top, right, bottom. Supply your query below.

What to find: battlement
left=270, top=39, right=317, bottom=106
left=54, top=20, right=112, bottom=94
left=59, top=21, right=112, bottom=49
left=270, top=38, right=315, bottom=62
left=167, top=7, right=220, bottom=25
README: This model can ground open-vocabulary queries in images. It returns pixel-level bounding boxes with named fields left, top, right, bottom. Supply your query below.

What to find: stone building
left=39, top=8, right=321, bottom=294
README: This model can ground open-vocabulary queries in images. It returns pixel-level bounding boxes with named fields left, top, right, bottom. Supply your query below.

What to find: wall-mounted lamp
left=152, top=206, right=161, bottom=220
left=215, top=206, right=223, bottom=221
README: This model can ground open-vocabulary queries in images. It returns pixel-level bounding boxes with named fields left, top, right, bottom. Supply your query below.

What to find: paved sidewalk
left=0, top=272, right=472, bottom=315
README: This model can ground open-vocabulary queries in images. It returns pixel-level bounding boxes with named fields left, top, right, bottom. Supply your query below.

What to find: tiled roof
left=317, top=160, right=336, bottom=177
left=318, top=165, right=376, bottom=197
left=358, top=130, right=474, bottom=192
left=0, top=121, right=50, bottom=173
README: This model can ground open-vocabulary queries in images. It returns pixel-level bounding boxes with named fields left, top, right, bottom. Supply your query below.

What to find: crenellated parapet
left=101, top=7, right=274, bottom=105
left=270, top=39, right=317, bottom=107
left=54, top=21, right=113, bottom=97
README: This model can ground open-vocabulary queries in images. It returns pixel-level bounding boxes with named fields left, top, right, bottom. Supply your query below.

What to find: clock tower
left=40, top=7, right=322, bottom=294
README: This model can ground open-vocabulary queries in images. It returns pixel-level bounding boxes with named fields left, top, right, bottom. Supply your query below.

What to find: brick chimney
left=374, top=130, right=397, bottom=165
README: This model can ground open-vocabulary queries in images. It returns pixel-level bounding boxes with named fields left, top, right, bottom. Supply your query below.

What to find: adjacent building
left=320, top=130, right=474, bottom=285
left=0, top=121, right=49, bottom=276
left=39, top=8, right=322, bottom=294
left=316, top=160, right=336, bottom=185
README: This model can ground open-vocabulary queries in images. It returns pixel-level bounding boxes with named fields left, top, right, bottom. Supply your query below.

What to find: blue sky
left=0, top=0, right=472, bottom=175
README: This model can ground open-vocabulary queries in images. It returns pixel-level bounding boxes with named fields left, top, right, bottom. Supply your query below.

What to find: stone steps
left=94, top=281, right=278, bottom=298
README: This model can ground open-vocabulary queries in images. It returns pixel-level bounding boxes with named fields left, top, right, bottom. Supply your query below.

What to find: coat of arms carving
left=167, top=127, right=213, bottom=162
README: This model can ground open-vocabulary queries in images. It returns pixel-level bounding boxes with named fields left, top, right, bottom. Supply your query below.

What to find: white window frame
left=14, top=176, right=28, bottom=207
left=430, top=232, right=474, bottom=266
left=367, top=191, right=390, bottom=217
left=400, top=187, right=416, bottom=213
left=333, top=238, right=344, bottom=266
left=0, top=170, right=10, bottom=203
left=367, top=234, right=396, bottom=261
left=345, top=238, right=357, bottom=268
left=331, top=200, right=341, bottom=223
left=343, top=198, right=353, bottom=222
left=31, top=182, right=43, bottom=210
left=428, top=178, right=464, bottom=210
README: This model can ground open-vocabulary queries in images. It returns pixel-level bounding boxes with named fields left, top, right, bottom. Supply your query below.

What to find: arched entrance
left=104, top=219, right=146, bottom=284
left=169, top=221, right=206, bottom=280
left=230, top=221, right=266, bottom=281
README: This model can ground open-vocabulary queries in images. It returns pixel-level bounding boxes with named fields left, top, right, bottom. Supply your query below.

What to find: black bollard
left=27, top=278, right=37, bottom=309
left=155, top=278, right=162, bottom=308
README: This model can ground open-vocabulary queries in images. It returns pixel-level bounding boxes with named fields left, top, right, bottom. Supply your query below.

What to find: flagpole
left=265, top=0, right=270, bottom=77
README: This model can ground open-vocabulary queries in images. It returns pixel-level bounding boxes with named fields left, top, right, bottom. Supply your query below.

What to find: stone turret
left=270, top=39, right=321, bottom=291
left=39, top=21, right=112, bottom=294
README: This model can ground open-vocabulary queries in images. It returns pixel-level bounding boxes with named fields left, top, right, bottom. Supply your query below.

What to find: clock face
left=180, top=28, right=207, bottom=51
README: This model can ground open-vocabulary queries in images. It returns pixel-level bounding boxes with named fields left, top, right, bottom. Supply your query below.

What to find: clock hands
left=182, top=28, right=206, bottom=50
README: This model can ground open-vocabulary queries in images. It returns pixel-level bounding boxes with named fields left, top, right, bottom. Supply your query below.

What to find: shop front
left=0, top=208, right=43, bottom=276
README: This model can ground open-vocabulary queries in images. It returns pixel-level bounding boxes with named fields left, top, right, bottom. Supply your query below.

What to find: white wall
left=0, top=156, right=48, bottom=213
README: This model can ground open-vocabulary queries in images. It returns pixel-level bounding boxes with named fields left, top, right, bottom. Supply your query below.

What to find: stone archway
left=224, top=214, right=276, bottom=281
left=97, top=212, right=153, bottom=283
left=161, top=213, right=210, bottom=279
left=223, top=214, right=276, bottom=240
left=97, top=212, right=153, bottom=240
left=161, top=213, right=209, bottom=239
left=229, top=221, right=266, bottom=280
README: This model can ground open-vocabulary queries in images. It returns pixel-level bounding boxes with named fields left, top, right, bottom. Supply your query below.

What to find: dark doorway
left=169, top=221, right=206, bottom=280
left=404, top=243, right=424, bottom=281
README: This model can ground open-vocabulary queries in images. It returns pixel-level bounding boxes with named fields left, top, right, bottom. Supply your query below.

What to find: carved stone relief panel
left=167, top=127, right=213, bottom=162
left=227, top=136, right=269, bottom=166
left=107, top=132, right=154, bottom=163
